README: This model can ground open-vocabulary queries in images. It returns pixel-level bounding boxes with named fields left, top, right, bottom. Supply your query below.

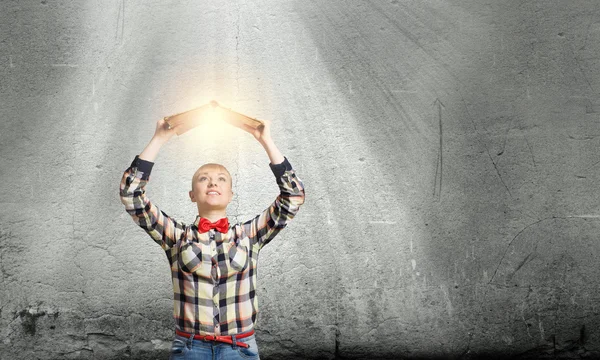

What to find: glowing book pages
left=163, top=104, right=212, bottom=136
left=164, top=101, right=265, bottom=136
left=214, top=101, right=265, bottom=131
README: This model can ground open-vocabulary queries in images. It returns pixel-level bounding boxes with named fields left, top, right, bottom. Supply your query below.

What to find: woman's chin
left=199, top=201, right=226, bottom=210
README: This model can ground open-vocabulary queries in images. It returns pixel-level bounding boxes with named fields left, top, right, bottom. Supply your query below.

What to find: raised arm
left=237, top=119, right=306, bottom=249
left=119, top=118, right=186, bottom=251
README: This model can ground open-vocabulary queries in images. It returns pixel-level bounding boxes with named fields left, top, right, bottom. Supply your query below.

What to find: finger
left=165, top=116, right=185, bottom=128
left=160, top=118, right=172, bottom=131
left=257, top=121, right=268, bottom=131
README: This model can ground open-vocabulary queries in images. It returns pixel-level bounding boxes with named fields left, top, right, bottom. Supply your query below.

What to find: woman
left=119, top=113, right=305, bottom=359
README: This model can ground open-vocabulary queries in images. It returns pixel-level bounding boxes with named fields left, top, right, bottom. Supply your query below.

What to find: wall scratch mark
left=497, top=116, right=515, bottom=157
left=487, top=215, right=600, bottom=285
left=115, top=0, right=125, bottom=43
left=509, top=251, right=535, bottom=280
left=521, top=286, right=534, bottom=339
left=488, top=217, right=549, bottom=285
left=569, top=42, right=594, bottom=93
left=456, top=90, right=512, bottom=198
left=433, top=98, right=444, bottom=200
left=523, top=132, right=536, bottom=167
left=235, top=0, right=241, bottom=100
left=486, top=148, right=512, bottom=197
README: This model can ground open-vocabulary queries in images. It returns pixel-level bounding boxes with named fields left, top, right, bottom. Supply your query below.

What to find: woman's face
left=189, top=164, right=233, bottom=210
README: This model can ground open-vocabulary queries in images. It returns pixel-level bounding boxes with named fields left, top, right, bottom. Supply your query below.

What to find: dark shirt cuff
left=131, top=155, right=155, bottom=179
left=269, top=157, right=292, bottom=178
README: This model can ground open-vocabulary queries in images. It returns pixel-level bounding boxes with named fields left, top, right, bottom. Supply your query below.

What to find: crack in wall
left=461, top=215, right=600, bottom=357
left=235, top=0, right=241, bottom=100
left=457, top=89, right=515, bottom=199
left=432, top=98, right=444, bottom=201
left=0, top=230, right=8, bottom=292
left=232, top=151, right=240, bottom=224
left=115, top=0, right=125, bottom=44
left=488, top=215, right=600, bottom=286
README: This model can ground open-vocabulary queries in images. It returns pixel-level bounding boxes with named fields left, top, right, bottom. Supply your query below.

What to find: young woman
left=119, top=115, right=305, bottom=359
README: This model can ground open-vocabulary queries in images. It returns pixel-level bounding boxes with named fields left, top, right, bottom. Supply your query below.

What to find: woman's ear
left=189, top=190, right=195, bottom=202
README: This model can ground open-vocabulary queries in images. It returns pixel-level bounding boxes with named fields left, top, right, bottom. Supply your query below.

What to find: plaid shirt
left=119, top=155, right=305, bottom=335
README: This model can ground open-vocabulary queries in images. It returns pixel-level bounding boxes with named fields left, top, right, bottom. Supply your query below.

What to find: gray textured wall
left=1, top=1, right=599, bottom=359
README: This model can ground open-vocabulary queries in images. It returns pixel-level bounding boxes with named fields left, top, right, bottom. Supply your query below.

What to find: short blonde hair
left=191, top=163, right=232, bottom=191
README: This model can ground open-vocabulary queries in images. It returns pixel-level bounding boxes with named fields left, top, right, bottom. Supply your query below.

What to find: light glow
left=200, top=105, right=229, bottom=136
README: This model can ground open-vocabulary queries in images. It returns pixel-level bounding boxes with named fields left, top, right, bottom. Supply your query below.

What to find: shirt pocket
left=226, top=239, right=249, bottom=274
left=178, top=241, right=211, bottom=276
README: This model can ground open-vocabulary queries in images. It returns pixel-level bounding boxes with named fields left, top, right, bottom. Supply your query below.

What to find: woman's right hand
left=153, top=117, right=177, bottom=143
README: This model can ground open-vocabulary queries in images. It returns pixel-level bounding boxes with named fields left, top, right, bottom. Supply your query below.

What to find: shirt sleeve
left=242, top=157, right=306, bottom=250
left=119, top=155, right=186, bottom=251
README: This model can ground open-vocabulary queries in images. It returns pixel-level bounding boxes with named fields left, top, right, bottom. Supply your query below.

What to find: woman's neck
left=198, top=209, right=228, bottom=222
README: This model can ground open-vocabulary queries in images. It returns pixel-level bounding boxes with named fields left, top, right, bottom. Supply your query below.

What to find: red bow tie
left=198, top=217, right=229, bottom=233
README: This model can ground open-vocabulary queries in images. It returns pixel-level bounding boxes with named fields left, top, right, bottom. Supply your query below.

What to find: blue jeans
left=168, top=331, right=260, bottom=360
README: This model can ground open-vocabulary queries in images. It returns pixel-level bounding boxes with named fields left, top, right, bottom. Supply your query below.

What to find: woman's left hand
left=241, top=119, right=271, bottom=144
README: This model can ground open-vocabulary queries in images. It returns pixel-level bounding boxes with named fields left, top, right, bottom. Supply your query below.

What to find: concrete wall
left=1, top=1, right=599, bottom=359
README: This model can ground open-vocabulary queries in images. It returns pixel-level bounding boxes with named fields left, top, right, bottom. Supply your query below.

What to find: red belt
left=175, top=329, right=254, bottom=349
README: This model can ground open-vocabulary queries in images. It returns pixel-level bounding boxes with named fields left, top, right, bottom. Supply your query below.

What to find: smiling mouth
left=206, top=191, right=220, bottom=196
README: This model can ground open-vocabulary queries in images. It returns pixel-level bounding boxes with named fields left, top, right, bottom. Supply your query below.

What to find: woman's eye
left=199, top=177, right=207, bottom=181
left=219, top=177, right=226, bottom=181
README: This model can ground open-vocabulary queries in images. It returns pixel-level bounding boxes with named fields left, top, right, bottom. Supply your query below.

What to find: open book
left=164, top=101, right=264, bottom=135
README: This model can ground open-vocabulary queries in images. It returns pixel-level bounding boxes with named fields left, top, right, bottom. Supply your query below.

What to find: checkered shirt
left=119, top=155, right=305, bottom=335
